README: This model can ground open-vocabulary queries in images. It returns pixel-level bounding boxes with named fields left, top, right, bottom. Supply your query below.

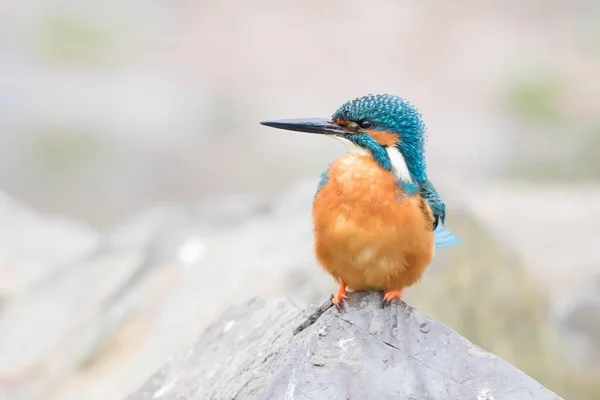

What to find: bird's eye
left=358, top=120, right=373, bottom=129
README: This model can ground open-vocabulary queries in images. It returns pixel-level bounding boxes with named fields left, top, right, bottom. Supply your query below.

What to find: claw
left=382, top=289, right=403, bottom=307
left=331, top=282, right=348, bottom=311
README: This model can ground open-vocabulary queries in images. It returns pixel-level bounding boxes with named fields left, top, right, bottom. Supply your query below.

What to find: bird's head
left=261, top=94, right=428, bottom=184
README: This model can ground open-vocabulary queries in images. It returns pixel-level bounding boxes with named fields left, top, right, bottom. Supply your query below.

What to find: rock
left=464, top=182, right=600, bottom=298
left=465, top=182, right=600, bottom=374
left=554, top=272, right=600, bottom=370
left=0, top=191, right=103, bottom=399
left=0, top=191, right=99, bottom=297
left=129, top=292, right=562, bottom=400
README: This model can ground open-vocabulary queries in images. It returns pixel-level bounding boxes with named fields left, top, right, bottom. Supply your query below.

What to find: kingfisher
left=260, top=94, right=460, bottom=309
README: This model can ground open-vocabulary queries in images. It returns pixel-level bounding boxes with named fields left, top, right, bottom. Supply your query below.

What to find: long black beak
left=260, top=118, right=346, bottom=135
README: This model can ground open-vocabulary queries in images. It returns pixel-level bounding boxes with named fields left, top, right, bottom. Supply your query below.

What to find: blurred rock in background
left=0, top=0, right=599, bottom=399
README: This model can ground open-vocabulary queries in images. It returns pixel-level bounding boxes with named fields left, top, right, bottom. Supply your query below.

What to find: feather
left=434, top=223, right=461, bottom=247
left=420, top=179, right=461, bottom=247
left=419, top=179, right=446, bottom=229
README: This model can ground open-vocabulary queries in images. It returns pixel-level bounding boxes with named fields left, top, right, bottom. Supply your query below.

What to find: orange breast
left=312, top=153, right=435, bottom=291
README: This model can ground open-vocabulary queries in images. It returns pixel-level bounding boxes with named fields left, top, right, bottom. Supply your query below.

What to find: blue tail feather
left=434, top=224, right=461, bottom=248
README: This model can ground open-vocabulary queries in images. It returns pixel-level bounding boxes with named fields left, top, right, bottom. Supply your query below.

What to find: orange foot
left=331, top=282, right=348, bottom=311
left=382, top=289, right=403, bottom=306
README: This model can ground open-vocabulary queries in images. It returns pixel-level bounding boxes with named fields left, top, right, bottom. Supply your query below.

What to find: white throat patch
left=386, top=147, right=413, bottom=183
left=334, top=136, right=369, bottom=155
left=333, top=136, right=413, bottom=183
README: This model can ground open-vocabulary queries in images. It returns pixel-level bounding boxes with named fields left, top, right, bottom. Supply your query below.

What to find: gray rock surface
left=129, top=292, right=562, bottom=400
left=0, top=191, right=99, bottom=298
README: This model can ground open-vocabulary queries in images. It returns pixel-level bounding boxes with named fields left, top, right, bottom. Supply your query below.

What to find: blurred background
left=1, top=0, right=599, bottom=399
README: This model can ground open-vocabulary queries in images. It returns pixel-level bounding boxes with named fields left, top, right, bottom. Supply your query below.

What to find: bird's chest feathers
left=326, top=155, right=396, bottom=203
left=312, top=152, right=434, bottom=289
left=313, top=150, right=432, bottom=242
left=318, top=149, right=414, bottom=206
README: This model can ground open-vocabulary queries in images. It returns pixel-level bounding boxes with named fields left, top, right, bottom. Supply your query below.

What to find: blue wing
left=420, top=179, right=461, bottom=248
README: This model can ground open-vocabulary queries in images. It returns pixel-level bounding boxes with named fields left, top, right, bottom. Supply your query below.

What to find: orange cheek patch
left=335, top=117, right=348, bottom=126
left=367, top=130, right=398, bottom=147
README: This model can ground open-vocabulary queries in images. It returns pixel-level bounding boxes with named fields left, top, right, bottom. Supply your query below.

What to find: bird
left=260, top=93, right=460, bottom=309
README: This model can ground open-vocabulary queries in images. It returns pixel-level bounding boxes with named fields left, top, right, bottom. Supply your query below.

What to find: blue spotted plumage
left=333, top=94, right=428, bottom=183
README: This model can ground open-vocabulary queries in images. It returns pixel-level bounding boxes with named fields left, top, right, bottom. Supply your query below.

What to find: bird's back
left=312, top=153, right=435, bottom=292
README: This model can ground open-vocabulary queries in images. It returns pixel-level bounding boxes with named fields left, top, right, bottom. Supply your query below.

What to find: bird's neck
left=336, top=134, right=424, bottom=194
left=387, top=118, right=428, bottom=183
left=397, top=140, right=427, bottom=183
